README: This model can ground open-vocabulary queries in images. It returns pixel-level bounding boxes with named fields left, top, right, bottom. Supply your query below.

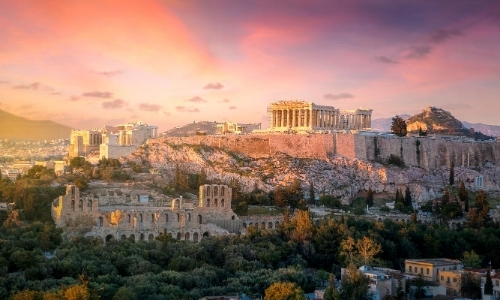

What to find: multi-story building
left=405, top=258, right=463, bottom=282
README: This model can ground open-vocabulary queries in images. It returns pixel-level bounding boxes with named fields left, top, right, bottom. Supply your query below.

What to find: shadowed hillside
left=0, top=109, right=71, bottom=140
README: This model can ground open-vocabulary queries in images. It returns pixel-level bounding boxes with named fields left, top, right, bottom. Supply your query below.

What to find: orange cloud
left=0, top=0, right=218, bottom=77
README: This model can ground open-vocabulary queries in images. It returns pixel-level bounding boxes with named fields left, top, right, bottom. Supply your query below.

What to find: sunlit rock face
left=128, top=135, right=500, bottom=204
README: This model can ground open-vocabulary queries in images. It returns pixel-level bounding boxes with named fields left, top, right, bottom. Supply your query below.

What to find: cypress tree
left=404, top=187, right=412, bottom=207
left=308, top=181, right=316, bottom=205
left=485, top=267, right=493, bottom=295
left=366, top=188, right=374, bottom=208
left=459, top=181, right=469, bottom=212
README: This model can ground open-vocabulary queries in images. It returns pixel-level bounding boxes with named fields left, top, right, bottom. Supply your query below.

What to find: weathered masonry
left=51, top=184, right=281, bottom=242
left=266, top=100, right=372, bottom=132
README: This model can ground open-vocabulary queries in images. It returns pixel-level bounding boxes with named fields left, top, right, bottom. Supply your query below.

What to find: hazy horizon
left=1, top=0, right=500, bottom=132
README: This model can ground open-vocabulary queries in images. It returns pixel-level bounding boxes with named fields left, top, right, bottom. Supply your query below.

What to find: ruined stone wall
left=100, top=144, right=139, bottom=159
left=157, top=134, right=500, bottom=170
left=363, top=136, right=500, bottom=169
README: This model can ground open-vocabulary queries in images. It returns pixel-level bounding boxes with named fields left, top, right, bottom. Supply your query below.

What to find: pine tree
left=391, top=115, right=407, bottom=137
left=468, top=190, right=491, bottom=228
left=366, top=188, right=374, bottom=208
left=404, top=187, right=412, bottom=207
left=173, top=164, right=180, bottom=190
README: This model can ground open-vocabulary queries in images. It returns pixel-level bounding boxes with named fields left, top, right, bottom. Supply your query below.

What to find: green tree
left=484, top=267, right=493, bottom=295
left=462, top=250, right=481, bottom=268
left=460, top=271, right=481, bottom=299
left=264, top=282, right=305, bottom=300
left=289, top=209, right=314, bottom=243
left=198, top=168, right=207, bottom=187
left=366, top=188, right=374, bottom=208
left=395, top=277, right=405, bottom=300
left=308, top=181, right=315, bottom=205
left=112, top=287, right=137, bottom=300
left=391, top=115, right=407, bottom=137
left=339, top=264, right=371, bottom=300
left=356, top=236, right=382, bottom=266
left=459, top=181, right=469, bottom=212
left=414, top=273, right=427, bottom=300
left=404, top=187, right=412, bottom=207
left=70, top=157, right=87, bottom=169
left=468, top=190, right=491, bottom=228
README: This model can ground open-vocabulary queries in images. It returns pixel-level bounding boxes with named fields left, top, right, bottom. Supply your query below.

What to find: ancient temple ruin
left=265, top=100, right=372, bottom=132
left=51, top=184, right=282, bottom=242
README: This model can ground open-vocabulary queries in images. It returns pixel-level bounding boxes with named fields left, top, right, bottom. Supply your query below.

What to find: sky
left=0, top=0, right=499, bottom=132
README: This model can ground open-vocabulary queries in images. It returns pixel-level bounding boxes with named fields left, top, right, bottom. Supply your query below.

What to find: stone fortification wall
left=160, top=134, right=335, bottom=160
left=158, top=134, right=499, bottom=170
left=363, top=136, right=500, bottom=169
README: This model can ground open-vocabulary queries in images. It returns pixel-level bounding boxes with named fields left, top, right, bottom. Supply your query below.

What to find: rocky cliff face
left=406, top=106, right=467, bottom=134
left=127, top=138, right=500, bottom=204
left=406, top=106, right=465, bottom=134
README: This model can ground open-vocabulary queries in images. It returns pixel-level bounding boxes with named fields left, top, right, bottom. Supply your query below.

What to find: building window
left=441, top=276, right=444, bottom=281
left=495, top=280, right=499, bottom=287
left=453, top=278, right=457, bottom=283
left=421, top=268, right=423, bottom=274
left=409, top=266, right=412, bottom=272
left=426, top=268, right=429, bottom=275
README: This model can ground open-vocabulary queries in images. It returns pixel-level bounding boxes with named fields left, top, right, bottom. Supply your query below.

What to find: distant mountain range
left=0, top=109, right=72, bottom=141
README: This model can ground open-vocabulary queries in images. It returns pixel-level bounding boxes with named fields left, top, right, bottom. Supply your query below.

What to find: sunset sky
left=0, top=0, right=499, bottom=131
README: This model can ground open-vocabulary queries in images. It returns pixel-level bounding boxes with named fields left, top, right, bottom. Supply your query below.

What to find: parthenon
left=267, top=100, right=372, bottom=132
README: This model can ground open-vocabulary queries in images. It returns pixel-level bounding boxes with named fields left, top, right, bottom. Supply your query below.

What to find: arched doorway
left=129, top=234, right=135, bottom=242
left=203, top=232, right=210, bottom=238
left=185, top=232, right=190, bottom=241
left=193, top=232, right=199, bottom=242
left=177, top=232, right=181, bottom=240
left=140, top=233, right=145, bottom=241
left=105, top=234, right=115, bottom=243
left=120, top=235, right=126, bottom=241
left=148, top=234, right=154, bottom=242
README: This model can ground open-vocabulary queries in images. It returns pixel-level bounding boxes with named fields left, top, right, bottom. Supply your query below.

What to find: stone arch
left=193, top=232, right=199, bottom=242
left=139, top=233, right=145, bottom=241
left=198, top=215, right=202, bottom=224
left=203, top=231, right=210, bottom=238
left=268, top=222, right=273, bottom=229
left=221, top=186, right=225, bottom=196
left=148, top=234, right=154, bottom=242
left=78, top=200, right=83, bottom=211
left=140, top=214, right=143, bottom=223
left=98, top=217, right=103, bottom=227
left=185, top=232, right=190, bottom=241
left=207, top=199, right=211, bottom=207
left=249, top=222, right=253, bottom=227
left=214, top=199, right=218, bottom=207
left=243, top=222, right=247, bottom=228
left=71, top=200, right=75, bottom=211
left=207, top=186, right=211, bottom=196
left=105, top=234, right=115, bottom=243
left=129, top=234, right=135, bottom=242
left=177, top=232, right=181, bottom=240
left=188, top=213, right=191, bottom=222
left=260, top=222, right=266, bottom=230
left=165, top=214, right=169, bottom=222
left=214, top=186, right=218, bottom=196
left=275, top=221, right=280, bottom=228
left=87, top=200, right=92, bottom=211
left=221, top=199, right=225, bottom=207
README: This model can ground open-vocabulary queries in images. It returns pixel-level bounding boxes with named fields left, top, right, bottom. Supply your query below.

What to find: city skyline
left=1, top=0, right=500, bottom=132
